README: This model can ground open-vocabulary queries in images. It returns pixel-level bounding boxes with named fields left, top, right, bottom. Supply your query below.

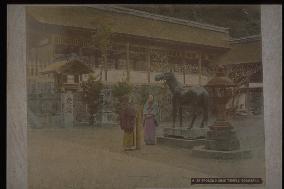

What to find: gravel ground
left=28, top=115, right=265, bottom=189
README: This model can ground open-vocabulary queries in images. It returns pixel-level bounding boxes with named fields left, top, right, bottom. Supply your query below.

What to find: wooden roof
left=40, top=59, right=93, bottom=75
left=213, top=36, right=261, bottom=65
left=26, top=6, right=230, bottom=49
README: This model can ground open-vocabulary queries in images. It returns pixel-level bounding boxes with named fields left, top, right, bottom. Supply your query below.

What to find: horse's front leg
left=189, top=113, right=197, bottom=130
left=200, top=103, right=209, bottom=128
left=179, top=106, right=183, bottom=127
left=200, top=112, right=207, bottom=128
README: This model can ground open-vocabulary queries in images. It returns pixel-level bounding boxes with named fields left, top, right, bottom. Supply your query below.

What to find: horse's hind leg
left=188, top=113, right=197, bottom=129
left=200, top=112, right=206, bottom=128
left=200, top=104, right=209, bottom=128
left=200, top=116, right=206, bottom=128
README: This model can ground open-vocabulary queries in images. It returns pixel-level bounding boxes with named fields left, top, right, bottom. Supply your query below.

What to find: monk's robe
left=135, top=105, right=143, bottom=149
left=119, top=103, right=137, bottom=150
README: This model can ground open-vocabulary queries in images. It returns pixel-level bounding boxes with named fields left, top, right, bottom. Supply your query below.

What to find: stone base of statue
left=192, top=145, right=251, bottom=159
left=192, top=121, right=251, bottom=159
left=157, top=127, right=208, bottom=148
left=205, top=124, right=240, bottom=151
left=157, top=136, right=206, bottom=149
left=163, top=127, right=208, bottom=139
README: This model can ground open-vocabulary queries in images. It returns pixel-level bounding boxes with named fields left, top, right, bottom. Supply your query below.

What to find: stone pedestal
left=157, top=137, right=206, bottom=149
left=164, top=127, right=208, bottom=139
left=205, top=125, right=240, bottom=151
left=94, top=88, right=118, bottom=127
left=192, top=146, right=251, bottom=159
left=61, top=91, right=74, bottom=128
left=192, top=65, right=252, bottom=159
left=192, top=122, right=251, bottom=159
left=157, top=127, right=208, bottom=149
left=95, top=110, right=117, bottom=127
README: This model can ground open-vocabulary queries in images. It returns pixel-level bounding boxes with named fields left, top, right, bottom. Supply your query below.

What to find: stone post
left=62, top=90, right=74, bottom=127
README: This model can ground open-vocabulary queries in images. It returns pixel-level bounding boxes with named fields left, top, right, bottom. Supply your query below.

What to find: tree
left=134, top=84, right=167, bottom=105
left=111, top=81, right=133, bottom=112
left=90, top=18, right=113, bottom=80
left=81, top=75, right=104, bottom=125
left=112, top=81, right=133, bottom=99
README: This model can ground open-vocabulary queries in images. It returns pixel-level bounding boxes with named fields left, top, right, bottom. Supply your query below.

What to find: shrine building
left=25, top=6, right=263, bottom=126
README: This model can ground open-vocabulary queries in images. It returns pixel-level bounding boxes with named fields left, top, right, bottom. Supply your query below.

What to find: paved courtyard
left=28, top=115, right=266, bottom=189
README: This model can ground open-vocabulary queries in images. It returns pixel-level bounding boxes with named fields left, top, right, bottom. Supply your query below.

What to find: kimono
left=119, top=102, right=137, bottom=150
left=143, top=101, right=159, bottom=145
left=135, top=104, right=143, bottom=149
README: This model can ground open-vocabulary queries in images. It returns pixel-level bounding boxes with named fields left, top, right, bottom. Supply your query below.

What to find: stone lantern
left=192, top=66, right=251, bottom=159
left=205, top=66, right=240, bottom=151
left=41, top=57, right=93, bottom=128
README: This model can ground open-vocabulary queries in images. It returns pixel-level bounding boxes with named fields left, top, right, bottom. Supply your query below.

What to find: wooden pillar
left=94, top=55, right=99, bottom=69
left=165, top=53, right=169, bottom=72
left=103, top=50, right=108, bottom=81
left=182, top=54, right=186, bottom=84
left=35, top=47, right=39, bottom=76
left=244, top=86, right=249, bottom=111
left=126, top=42, right=130, bottom=82
left=198, top=52, right=202, bottom=85
left=183, top=66, right=186, bottom=84
left=99, top=53, right=103, bottom=81
left=147, top=48, right=151, bottom=83
left=114, top=57, right=119, bottom=69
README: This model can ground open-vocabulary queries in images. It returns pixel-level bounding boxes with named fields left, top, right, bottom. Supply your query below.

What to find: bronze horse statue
left=155, top=72, right=209, bottom=129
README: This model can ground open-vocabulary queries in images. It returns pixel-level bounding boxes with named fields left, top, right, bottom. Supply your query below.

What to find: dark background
left=121, top=5, right=261, bottom=38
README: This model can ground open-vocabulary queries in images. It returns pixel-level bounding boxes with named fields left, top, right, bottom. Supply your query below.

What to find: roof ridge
left=229, top=35, right=261, bottom=43
left=87, top=5, right=229, bottom=33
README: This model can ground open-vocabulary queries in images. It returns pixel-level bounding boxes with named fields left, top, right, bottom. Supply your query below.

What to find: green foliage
left=112, top=81, right=133, bottom=99
left=134, top=85, right=149, bottom=106
left=81, top=76, right=104, bottom=115
left=91, top=19, right=113, bottom=52
left=111, top=81, right=133, bottom=113
left=133, top=84, right=168, bottom=106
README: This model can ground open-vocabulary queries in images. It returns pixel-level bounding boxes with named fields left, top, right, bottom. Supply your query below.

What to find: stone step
left=192, top=145, right=252, bottom=159
left=163, top=127, right=208, bottom=139
left=157, top=136, right=206, bottom=149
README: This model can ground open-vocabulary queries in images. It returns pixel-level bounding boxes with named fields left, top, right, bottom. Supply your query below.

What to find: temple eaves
left=87, top=5, right=230, bottom=34
left=228, top=35, right=261, bottom=44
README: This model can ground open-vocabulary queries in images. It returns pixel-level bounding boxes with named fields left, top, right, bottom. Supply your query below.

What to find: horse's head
left=155, top=72, right=175, bottom=82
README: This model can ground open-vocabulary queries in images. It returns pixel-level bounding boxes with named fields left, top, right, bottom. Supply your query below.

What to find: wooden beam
left=126, top=42, right=130, bottom=82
